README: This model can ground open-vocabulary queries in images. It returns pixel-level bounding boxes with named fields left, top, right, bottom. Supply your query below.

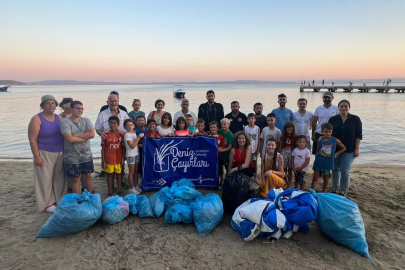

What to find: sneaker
left=339, top=189, right=348, bottom=197
left=128, top=187, right=137, bottom=194
left=331, top=187, right=340, bottom=194
left=134, top=186, right=142, bottom=194
left=99, top=171, right=106, bottom=177
left=45, top=204, right=56, bottom=213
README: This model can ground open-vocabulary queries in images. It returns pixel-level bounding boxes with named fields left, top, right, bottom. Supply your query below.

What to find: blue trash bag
left=102, top=195, right=130, bottom=225
left=149, top=186, right=171, bottom=217
left=167, top=185, right=203, bottom=202
left=123, top=194, right=154, bottom=218
left=164, top=204, right=194, bottom=224
left=310, top=189, right=371, bottom=259
left=37, top=189, right=102, bottom=238
left=192, top=193, right=224, bottom=236
left=171, top=178, right=195, bottom=189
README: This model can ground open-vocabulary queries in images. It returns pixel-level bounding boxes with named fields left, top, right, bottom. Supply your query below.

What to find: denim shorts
left=126, top=155, right=140, bottom=164
left=313, top=166, right=331, bottom=177
left=64, top=160, right=94, bottom=178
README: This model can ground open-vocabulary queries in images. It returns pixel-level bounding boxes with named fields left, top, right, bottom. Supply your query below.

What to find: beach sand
left=0, top=161, right=404, bottom=270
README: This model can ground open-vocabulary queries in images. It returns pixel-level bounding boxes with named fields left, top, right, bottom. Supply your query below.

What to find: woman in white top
left=147, top=99, right=166, bottom=126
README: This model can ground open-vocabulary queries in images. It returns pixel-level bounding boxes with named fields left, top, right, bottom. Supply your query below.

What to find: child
left=101, top=116, right=125, bottom=197
left=218, top=118, right=233, bottom=183
left=280, top=121, right=297, bottom=187
left=244, top=113, right=260, bottom=181
left=311, top=123, right=346, bottom=192
left=175, top=116, right=190, bottom=136
left=145, top=119, right=160, bottom=138
left=260, top=113, right=282, bottom=156
left=209, top=121, right=226, bottom=185
left=291, top=135, right=311, bottom=190
left=124, top=119, right=144, bottom=194
left=156, top=112, right=174, bottom=137
left=128, top=99, right=145, bottom=129
left=193, top=118, right=208, bottom=136
left=135, top=115, right=148, bottom=179
left=186, top=114, right=196, bottom=135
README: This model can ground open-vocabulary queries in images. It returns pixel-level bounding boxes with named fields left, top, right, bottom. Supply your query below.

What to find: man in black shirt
left=198, top=90, right=224, bottom=132
left=225, top=101, right=247, bottom=134
left=253, top=102, right=267, bottom=132
left=99, top=90, right=128, bottom=113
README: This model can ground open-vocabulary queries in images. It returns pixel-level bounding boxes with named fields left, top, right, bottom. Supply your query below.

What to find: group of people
left=28, top=89, right=362, bottom=213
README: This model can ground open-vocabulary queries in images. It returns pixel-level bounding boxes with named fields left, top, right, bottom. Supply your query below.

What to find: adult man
left=198, top=90, right=224, bottom=132
left=225, top=101, right=247, bottom=134
left=271, top=93, right=294, bottom=131
left=311, top=92, right=339, bottom=154
left=60, top=101, right=95, bottom=194
left=173, top=99, right=197, bottom=126
left=100, top=91, right=128, bottom=113
left=293, top=98, right=314, bottom=150
left=253, top=102, right=267, bottom=133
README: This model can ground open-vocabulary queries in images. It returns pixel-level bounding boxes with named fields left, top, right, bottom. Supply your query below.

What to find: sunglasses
left=133, top=99, right=140, bottom=102
left=110, top=91, right=119, bottom=95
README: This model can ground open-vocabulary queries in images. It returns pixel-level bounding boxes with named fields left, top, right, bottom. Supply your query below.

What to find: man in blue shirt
left=272, top=93, right=294, bottom=131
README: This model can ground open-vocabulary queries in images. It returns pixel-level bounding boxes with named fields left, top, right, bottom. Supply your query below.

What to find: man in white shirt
left=173, top=99, right=197, bottom=126
left=293, top=98, right=313, bottom=150
left=95, top=94, right=129, bottom=136
left=311, top=92, right=339, bottom=154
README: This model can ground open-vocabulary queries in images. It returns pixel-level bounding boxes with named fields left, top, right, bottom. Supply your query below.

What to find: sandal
left=45, top=204, right=56, bottom=213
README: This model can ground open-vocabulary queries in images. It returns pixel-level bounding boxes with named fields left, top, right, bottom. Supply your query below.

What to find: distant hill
left=0, top=80, right=26, bottom=85
left=30, top=80, right=125, bottom=85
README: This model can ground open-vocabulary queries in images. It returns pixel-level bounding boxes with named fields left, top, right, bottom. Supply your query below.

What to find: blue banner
left=142, top=136, right=219, bottom=190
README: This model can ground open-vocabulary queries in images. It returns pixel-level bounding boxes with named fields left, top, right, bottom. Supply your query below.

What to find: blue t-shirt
left=128, top=111, right=145, bottom=128
left=135, top=127, right=149, bottom=135
left=271, top=108, right=294, bottom=131
left=188, top=125, right=196, bottom=134
left=314, top=137, right=336, bottom=170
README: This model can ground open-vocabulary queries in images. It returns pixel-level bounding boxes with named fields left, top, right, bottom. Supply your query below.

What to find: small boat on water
left=0, top=86, right=10, bottom=92
left=173, top=85, right=186, bottom=99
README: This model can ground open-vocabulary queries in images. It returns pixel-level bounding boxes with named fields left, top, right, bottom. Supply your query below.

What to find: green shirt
left=218, top=129, right=233, bottom=162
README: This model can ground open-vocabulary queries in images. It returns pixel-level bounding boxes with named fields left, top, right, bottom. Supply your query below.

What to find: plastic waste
left=171, top=178, right=195, bottom=189
left=123, top=194, right=154, bottom=218
left=192, top=193, right=224, bottom=236
left=149, top=186, right=171, bottom=217
left=164, top=204, right=194, bottom=224
left=102, top=195, right=129, bottom=225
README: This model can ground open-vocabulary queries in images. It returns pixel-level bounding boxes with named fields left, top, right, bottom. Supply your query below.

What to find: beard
left=324, top=100, right=331, bottom=105
left=232, top=109, right=239, bottom=114
left=255, top=111, right=262, bottom=116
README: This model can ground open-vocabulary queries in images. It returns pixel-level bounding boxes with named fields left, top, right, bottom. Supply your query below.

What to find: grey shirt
left=61, top=117, right=94, bottom=164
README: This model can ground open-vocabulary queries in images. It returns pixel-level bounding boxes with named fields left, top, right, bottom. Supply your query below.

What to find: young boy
left=311, top=123, right=346, bottom=193
left=135, top=115, right=148, bottom=178
left=186, top=114, right=196, bottom=135
left=145, top=119, right=160, bottom=138
left=209, top=121, right=226, bottom=185
left=193, top=118, right=208, bottom=136
left=101, top=116, right=125, bottom=197
left=244, top=113, right=260, bottom=180
left=218, top=118, right=233, bottom=183
left=260, top=113, right=282, bottom=156
left=124, top=119, right=144, bottom=194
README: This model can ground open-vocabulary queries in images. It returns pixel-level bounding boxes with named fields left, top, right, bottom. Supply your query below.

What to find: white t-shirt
left=260, top=127, right=282, bottom=154
left=124, top=132, right=139, bottom=157
left=94, top=108, right=129, bottom=134
left=292, top=148, right=311, bottom=172
left=314, top=105, right=339, bottom=134
left=244, top=125, right=259, bottom=153
left=173, top=110, right=198, bottom=126
left=293, top=110, right=314, bottom=141
left=157, top=126, right=175, bottom=136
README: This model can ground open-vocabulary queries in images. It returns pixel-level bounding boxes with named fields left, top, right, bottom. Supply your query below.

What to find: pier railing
left=299, top=86, right=405, bottom=93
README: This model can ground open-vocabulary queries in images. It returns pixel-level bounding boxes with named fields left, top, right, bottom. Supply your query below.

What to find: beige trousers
left=34, top=150, right=66, bottom=211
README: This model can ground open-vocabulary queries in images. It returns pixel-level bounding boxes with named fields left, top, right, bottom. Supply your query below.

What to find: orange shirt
left=101, top=131, right=125, bottom=164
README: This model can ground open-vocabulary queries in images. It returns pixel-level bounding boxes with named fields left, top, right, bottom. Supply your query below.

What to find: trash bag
left=149, top=186, right=171, bottom=217
left=222, top=171, right=259, bottom=214
left=123, top=194, right=154, bottom=218
left=192, top=193, right=224, bottom=236
left=171, top=178, right=195, bottom=189
left=37, top=189, right=102, bottom=238
left=164, top=204, right=194, bottom=224
left=167, top=185, right=203, bottom=202
left=310, top=189, right=371, bottom=259
left=102, top=195, right=130, bottom=225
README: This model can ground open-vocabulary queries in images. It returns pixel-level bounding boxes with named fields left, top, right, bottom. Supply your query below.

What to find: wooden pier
left=300, top=86, right=405, bottom=93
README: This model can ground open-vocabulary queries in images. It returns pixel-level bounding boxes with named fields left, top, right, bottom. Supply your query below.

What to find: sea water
left=0, top=83, right=404, bottom=165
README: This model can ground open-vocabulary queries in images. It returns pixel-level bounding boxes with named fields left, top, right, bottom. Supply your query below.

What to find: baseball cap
left=322, top=92, right=334, bottom=98
left=40, top=95, right=58, bottom=107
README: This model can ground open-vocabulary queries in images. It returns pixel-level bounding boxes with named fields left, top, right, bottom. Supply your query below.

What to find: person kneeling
left=228, top=131, right=255, bottom=177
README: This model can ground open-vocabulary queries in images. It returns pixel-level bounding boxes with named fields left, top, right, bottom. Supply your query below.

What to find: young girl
left=128, top=99, right=145, bottom=129
left=145, top=119, right=160, bottom=138
left=175, top=116, right=190, bottom=136
left=280, top=121, right=297, bottom=187
left=260, top=137, right=287, bottom=198
left=124, top=119, right=144, bottom=194
left=291, top=135, right=311, bottom=190
left=156, top=112, right=174, bottom=137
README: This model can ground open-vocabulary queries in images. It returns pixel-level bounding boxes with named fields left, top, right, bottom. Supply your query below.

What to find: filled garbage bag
left=164, top=204, right=194, bottom=224
left=123, top=194, right=154, bottom=218
left=171, top=178, right=195, bottom=189
left=310, top=189, right=371, bottom=259
left=192, top=193, right=224, bottom=236
left=37, top=189, right=102, bottom=238
left=222, top=171, right=259, bottom=214
left=102, top=195, right=130, bottom=225
left=167, top=185, right=203, bottom=203
left=149, top=186, right=171, bottom=217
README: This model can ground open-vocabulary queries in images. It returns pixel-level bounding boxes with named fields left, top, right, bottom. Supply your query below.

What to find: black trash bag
left=222, top=167, right=259, bottom=214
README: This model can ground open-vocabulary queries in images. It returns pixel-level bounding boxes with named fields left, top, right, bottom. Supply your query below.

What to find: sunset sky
left=1, top=0, right=404, bottom=83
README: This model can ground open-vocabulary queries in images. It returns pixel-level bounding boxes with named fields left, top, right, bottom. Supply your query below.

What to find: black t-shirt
left=99, top=105, right=128, bottom=113
left=225, top=112, right=248, bottom=134
left=198, top=102, right=225, bottom=131
left=254, top=114, right=267, bottom=133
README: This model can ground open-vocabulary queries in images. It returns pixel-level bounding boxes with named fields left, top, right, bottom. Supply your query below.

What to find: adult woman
left=28, top=95, right=66, bottom=212
left=147, top=99, right=166, bottom=126
left=228, top=131, right=255, bottom=177
left=328, top=99, right=362, bottom=196
left=59, top=97, right=73, bottom=118
left=259, top=137, right=287, bottom=198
